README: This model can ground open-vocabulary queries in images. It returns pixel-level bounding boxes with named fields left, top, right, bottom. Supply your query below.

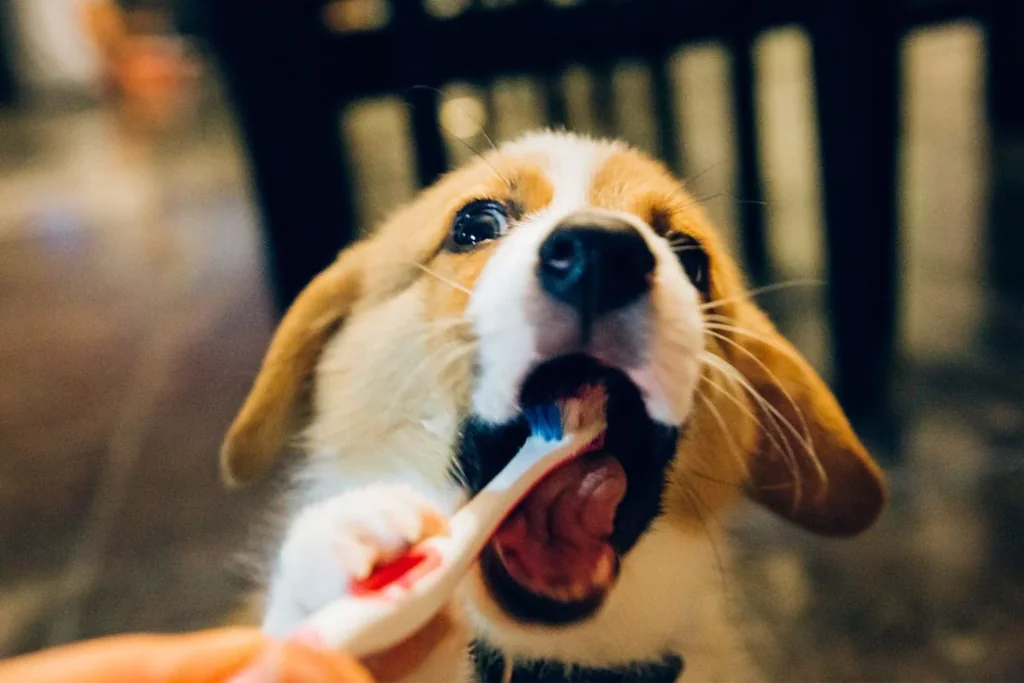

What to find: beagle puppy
left=221, top=131, right=885, bottom=682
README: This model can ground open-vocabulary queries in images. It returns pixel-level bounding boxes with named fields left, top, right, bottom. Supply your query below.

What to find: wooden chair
left=202, top=0, right=1023, bottom=421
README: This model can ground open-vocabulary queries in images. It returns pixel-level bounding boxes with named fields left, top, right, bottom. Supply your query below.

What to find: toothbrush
left=286, top=391, right=607, bottom=658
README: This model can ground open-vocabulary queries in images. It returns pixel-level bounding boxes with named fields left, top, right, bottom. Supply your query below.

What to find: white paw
left=262, top=484, right=447, bottom=637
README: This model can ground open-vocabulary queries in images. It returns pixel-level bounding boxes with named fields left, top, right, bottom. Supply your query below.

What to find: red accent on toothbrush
left=583, top=431, right=606, bottom=454
left=349, top=545, right=444, bottom=598
left=347, top=430, right=604, bottom=602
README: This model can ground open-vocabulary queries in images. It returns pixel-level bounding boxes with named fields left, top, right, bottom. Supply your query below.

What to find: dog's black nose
left=538, top=213, right=655, bottom=323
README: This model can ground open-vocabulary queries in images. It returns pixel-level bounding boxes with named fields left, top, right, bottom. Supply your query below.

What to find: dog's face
left=222, top=132, right=885, bottom=666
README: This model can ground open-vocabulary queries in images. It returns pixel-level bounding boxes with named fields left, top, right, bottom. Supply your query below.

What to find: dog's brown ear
left=220, top=244, right=370, bottom=487
left=726, top=305, right=887, bottom=536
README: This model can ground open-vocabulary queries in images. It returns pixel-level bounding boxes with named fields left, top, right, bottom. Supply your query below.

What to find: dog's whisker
left=412, top=261, right=474, bottom=295
left=469, top=120, right=515, bottom=189
left=701, top=327, right=824, bottom=490
left=712, top=357, right=807, bottom=511
left=698, top=371, right=790, bottom=469
left=702, top=326, right=807, bottom=432
left=454, top=132, right=514, bottom=190
left=700, top=352, right=804, bottom=508
left=702, top=319, right=815, bottom=374
left=698, top=371, right=796, bottom=493
left=409, top=85, right=515, bottom=189
left=700, top=324, right=819, bottom=465
left=678, top=480, right=728, bottom=593
left=662, top=195, right=725, bottom=220
left=695, top=389, right=751, bottom=480
left=700, top=352, right=800, bottom=470
left=699, top=279, right=824, bottom=312
left=681, top=159, right=728, bottom=187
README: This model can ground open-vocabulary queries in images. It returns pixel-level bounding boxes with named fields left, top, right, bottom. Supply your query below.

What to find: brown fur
left=223, top=139, right=884, bottom=524
left=221, top=135, right=886, bottom=664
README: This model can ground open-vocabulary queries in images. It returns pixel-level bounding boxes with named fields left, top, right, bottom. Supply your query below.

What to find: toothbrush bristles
left=542, top=403, right=560, bottom=440
left=524, top=384, right=608, bottom=441
left=523, top=403, right=561, bottom=441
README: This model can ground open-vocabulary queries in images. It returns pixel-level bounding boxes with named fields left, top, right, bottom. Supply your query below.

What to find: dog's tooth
left=493, top=540, right=508, bottom=566
left=555, top=578, right=583, bottom=602
left=593, top=552, right=614, bottom=585
left=578, top=384, right=607, bottom=429
left=559, top=386, right=608, bottom=434
left=561, top=398, right=581, bottom=432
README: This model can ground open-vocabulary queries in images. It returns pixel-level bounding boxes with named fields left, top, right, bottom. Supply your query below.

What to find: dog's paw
left=262, top=484, right=447, bottom=637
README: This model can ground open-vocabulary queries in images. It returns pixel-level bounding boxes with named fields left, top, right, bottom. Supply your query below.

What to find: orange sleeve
left=0, top=628, right=374, bottom=683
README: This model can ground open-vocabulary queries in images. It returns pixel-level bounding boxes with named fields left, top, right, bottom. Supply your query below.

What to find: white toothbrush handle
left=290, top=422, right=605, bottom=658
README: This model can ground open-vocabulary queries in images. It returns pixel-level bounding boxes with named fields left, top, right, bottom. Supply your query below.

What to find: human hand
left=0, top=627, right=372, bottom=683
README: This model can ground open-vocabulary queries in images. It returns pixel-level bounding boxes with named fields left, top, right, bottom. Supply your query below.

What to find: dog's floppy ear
left=220, top=243, right=371, bottom=487
left=219, top=171, right=464, bottom=486
left=728, top=304, right=887, bottom=537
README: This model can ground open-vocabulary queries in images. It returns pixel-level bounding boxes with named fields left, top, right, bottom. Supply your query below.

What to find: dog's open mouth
left=458, top=354, right=679, bottom=625
left=482, top=448, right=624, bottom=621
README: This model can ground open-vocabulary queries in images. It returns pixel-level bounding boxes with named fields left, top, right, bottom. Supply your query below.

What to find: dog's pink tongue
left=493, top=454, right=626, bottom=597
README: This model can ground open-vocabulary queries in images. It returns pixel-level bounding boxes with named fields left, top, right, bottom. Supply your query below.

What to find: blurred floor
left=0, top=84, right=277, bottom=652
left=0, top=22, right=1022, bottom=681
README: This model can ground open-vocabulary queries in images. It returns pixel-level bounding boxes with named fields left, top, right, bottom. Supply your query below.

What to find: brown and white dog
left=221, top=131, right=886, bottom=682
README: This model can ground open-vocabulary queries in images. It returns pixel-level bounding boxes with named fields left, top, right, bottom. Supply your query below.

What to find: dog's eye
left=444, top=200, right=510, bottom=252
left=669, top=234, right=711, bottom=297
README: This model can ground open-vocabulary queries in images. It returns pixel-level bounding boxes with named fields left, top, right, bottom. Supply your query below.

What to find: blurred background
left=0, top=0, right=1022, bottom=679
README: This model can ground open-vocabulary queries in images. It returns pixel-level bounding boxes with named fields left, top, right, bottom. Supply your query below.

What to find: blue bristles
left=522, top=403, right=564, bottom=442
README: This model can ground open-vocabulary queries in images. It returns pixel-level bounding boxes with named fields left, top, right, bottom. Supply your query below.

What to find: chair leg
left=544, top=72, right=569, bottom=130
left=729, top=34, right=770, bottom=285
left=811, top=0, right=900, bottom=421
left=650, top=52, right=682, bottom=174
left=988, top=0, right=1024, bottom=135
left=0, top=0, right=17, bottom=106
left=987, top=0, right=1024, bottom=297
left=591, top=64, right=617, bottom=138
left=406, top=86, right=449, bottom=188
left=204, top=0, right=356, bottom=312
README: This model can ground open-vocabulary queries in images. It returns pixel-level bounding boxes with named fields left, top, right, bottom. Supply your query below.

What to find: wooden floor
left=1, top=23, right=1022, bottom=680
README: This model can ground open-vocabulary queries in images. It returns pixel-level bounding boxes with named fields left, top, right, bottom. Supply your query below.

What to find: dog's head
left=223, top=131, right=885, bottom=664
